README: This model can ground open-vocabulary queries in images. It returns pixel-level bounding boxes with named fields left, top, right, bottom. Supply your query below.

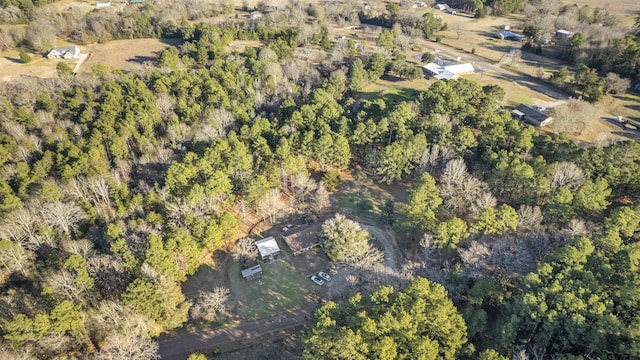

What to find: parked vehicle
left=318, top=271, right=331, bottom=282
left=311, top=276, right=324, bottom=286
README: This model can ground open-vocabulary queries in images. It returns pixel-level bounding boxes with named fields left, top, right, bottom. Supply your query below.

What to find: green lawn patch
left=228, top=259, right=313, bottom=321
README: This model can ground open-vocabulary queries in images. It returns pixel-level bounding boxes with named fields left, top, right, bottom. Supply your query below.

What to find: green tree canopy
left=303, top=277, right=468, bottom=360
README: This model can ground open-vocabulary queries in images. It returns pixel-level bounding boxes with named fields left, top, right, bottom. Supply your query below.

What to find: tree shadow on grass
left=4, top=57, right=23, bottom=64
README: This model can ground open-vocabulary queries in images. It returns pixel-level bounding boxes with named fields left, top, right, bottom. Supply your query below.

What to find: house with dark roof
left=255, top=236, right=281, bottom=261
left=512, top=105, right=553, bottom=127
left=282, top=223, right=323, bottom=256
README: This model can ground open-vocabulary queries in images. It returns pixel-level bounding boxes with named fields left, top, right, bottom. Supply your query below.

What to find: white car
left=311, top=276, right=324, bottom=286
left=318, top=271, right=331, bottom=282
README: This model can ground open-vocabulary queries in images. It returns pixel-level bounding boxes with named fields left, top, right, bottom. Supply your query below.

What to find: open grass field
left=561, top=0, right=640, bottom=16
left=78, top=38, right=182, bottom=73
left=228, top=255, right=321, bottom=321
left=0, top=50, right=58, bottom=80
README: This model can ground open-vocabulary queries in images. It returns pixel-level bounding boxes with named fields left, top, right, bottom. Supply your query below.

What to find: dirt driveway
left=363, top=224, right=401, bottom=271
left=157, top=304, right=316, bottom=360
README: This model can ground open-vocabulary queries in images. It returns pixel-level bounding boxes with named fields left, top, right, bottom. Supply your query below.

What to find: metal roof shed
left=255, top=236, right=281, bottom=261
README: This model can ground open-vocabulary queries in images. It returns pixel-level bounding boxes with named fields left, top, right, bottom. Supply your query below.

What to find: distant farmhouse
left=282, top=223, right=323, bottom=256
left=423, top=62, right=474, bottom=81
left=496, top=31, right=525, bottom=41
left=255, top=236, right=281, bottom=262
left=47, top=46, right=80, bottom=59
left=512, top=105, right=553, bottom=127
left=435, top=3, right=450, bottom=10
left=95, top=1, right=111, bottom=7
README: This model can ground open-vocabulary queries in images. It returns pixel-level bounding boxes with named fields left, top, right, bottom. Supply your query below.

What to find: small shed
left=282, top=223, right=323, bottom=256
left=512, top=105, right=553, bottom=127
left=241, top=264, right=262, bottom=280
left=95, top=1, right=111, bottom=6
left=255, top=236, right=281, bottom=261
left=556, top=29, right=574, bottom=39
left=435, top=3, right=450, bottom=10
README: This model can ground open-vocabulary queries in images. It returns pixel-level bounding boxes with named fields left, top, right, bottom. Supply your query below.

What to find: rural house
left=423, top=62, right=475, bottom=81
left=496, top=31, right=524, bottom=41
left=46, top=46, right=80, bottom=59
left=255, top=236, right=281, bottom=261
left=282, top=223, right=323, bottom=256
left=512, top=105, right=553, bottom=127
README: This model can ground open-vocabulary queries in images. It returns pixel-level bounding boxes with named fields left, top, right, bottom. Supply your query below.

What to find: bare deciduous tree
left=418, top=144, right=455, bottom=172
left=439, top=159, right=487, bottom=215
left=311, top=181, right=330, bottom=214
left=517, top=205, right=543, bottom=230
left=0, top=206, right=41, bottom=250
left=458, top=241, right=491, bottom=268
left=155, top=93, right=176, bottom=121
left=40, top=201, right=86, bottom=236
left=470, top=191, right=497, bottom=216
left=0, top=240, right=33, bottom=276
left=46, top=269, right=85, bottom=302
left=189, top=287, right=230, bottom=321
left=290, top=173, right=317, bottom=205
left=231, top=237, right=258, bottom=262
left=62, top=239, right=95, bottom=259
left=550, top=161, right=585, bottom=190
left=550, top=98, right=597, bottom=134
left=604, top=72, right=630, bottom=94
left=91, top=335, right=159, bottom=360
left=419, top=233, right=436, bottom=260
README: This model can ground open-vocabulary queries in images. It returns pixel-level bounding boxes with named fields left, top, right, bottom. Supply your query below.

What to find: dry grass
left=560, top=0, right=640, bottom=16
left=0, top=48, right=71, bottom=80
left=77, top=38, right=182, bottom=74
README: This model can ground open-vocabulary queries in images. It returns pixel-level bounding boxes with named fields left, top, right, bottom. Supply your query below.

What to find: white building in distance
left=423, top=62, right=475, bottom=81
left=47, top=46, right=81, bottom=59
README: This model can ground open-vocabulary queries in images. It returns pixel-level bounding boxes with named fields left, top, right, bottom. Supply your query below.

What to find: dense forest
left=0, top=2, right=639, bottom=359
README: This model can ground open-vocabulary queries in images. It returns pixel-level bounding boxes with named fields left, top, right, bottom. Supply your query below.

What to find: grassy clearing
left=228, top=258, right=316, bottom=321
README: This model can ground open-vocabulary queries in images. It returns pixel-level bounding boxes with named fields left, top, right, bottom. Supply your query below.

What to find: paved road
left=158, top=304, right=316, bottom=360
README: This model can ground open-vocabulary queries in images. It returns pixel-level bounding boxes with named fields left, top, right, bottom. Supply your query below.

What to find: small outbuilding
left=282, top=223, right=323, bottom=256
left=512, top=105, right=553, bottom=127
left=435, top=3, right=450, bottom=10
left=255, top=236, right=281, bottom=261
left=47, top=46, right=81, bottom=59
left=556, top=29, right=574, bottom=39
left=95, top=1, right=111, bottom=6
left=241, top=264, right=263, bottom=280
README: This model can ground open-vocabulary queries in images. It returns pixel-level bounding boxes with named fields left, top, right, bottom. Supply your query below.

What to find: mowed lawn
left=228, top=258, right=317, bottom=321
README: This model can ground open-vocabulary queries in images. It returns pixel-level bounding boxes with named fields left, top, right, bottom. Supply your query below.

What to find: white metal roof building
left=255, top=236, right=281, bottom=260
left=423, top=62, right=475, bottom=80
